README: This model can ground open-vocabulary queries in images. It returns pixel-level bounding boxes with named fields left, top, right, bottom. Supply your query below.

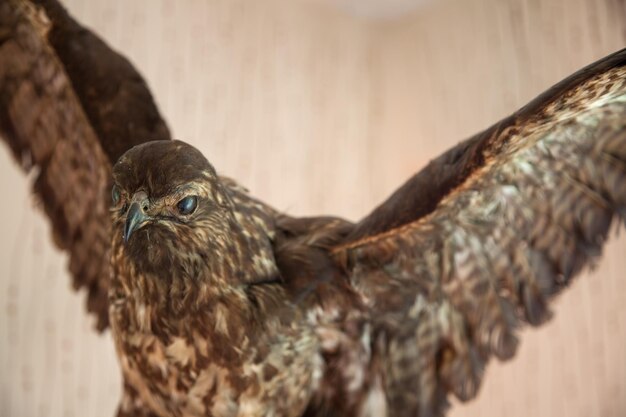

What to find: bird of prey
left=1, top=1, right=626, bottom=417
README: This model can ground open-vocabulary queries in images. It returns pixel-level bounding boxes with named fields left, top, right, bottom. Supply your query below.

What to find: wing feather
left=0, top=0, right=171, bottom=330
left=334, top=49, right=626, bottom=416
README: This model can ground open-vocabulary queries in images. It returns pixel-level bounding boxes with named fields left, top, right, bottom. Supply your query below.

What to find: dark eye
left=177, top=196, right=198, bottom=215
left=111, top=185, right=121, bottom=206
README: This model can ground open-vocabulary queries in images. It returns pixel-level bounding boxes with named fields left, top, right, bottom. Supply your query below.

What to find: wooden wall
left=0, top=0, right=624, bottom=416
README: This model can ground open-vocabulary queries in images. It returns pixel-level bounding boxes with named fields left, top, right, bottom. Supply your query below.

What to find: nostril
left=142, top=203, right=148, bottom=211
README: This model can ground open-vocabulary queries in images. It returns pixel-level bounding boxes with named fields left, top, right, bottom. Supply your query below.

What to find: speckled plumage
left=108, top=142, right=322, bottom=417
left=2, top=3, right=626, bottom=416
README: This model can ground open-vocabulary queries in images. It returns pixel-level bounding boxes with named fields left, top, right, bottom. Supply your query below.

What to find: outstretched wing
left=333, top=48, right=626, bottom=416
left=0, top=0, right=170, bottom=330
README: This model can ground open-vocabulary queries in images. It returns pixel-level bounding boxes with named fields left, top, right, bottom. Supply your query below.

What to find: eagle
left=1, top=1, right=625, bottom=416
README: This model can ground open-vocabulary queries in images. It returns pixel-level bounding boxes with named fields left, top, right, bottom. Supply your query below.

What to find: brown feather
left=0, top=0, right=171, bottom=330
left=333, top=49, right=626, bottom=416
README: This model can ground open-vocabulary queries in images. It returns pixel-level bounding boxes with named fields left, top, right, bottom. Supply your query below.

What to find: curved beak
left=124, top=192, right=150, bottom=243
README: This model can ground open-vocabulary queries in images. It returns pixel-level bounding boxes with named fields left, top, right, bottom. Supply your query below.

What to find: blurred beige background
left=1, top=0, right=626, bottom=416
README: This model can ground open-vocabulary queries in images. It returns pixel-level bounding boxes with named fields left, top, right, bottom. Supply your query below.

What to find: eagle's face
left=110, top=140, right=236, bottom=278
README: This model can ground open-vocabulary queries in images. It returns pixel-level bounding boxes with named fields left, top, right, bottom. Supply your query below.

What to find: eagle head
left=110, top=140, right=273, bottom=305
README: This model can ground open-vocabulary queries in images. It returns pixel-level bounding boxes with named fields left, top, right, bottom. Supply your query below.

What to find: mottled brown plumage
left=2, top=1, right=626, bottom=416
left=109, top=143, right=323, bottom=417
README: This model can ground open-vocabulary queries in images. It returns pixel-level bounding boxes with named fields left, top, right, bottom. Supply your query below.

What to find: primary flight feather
left=1, top=1, right=625, bottom=416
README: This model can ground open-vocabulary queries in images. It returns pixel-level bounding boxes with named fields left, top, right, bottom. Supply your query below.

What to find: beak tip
left=123, top=201, right=148, bottom=244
